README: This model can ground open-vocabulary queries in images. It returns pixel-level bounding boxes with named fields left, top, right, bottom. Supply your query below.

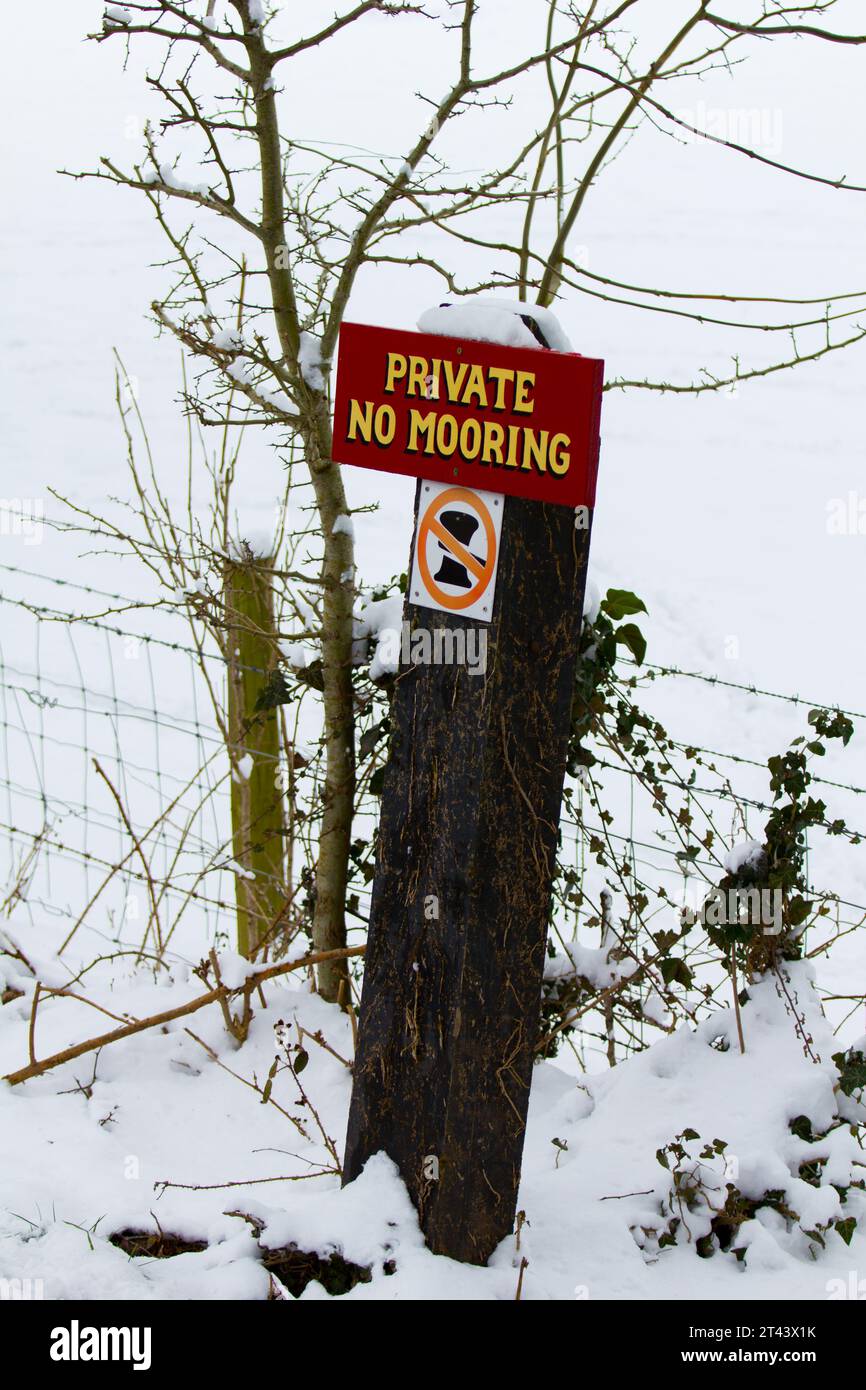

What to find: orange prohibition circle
left=416, top=486, right=497, bottom=612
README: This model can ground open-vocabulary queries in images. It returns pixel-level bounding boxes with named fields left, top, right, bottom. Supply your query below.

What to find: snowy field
left=1, top=1, right=865, bottom=1302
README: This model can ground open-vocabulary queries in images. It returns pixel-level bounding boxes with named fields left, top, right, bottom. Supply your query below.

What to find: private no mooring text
left=345, top=351, right=572, bottom=479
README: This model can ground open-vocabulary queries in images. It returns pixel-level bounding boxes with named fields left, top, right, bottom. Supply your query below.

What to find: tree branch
left=3, top=946, right=365, bottom=1087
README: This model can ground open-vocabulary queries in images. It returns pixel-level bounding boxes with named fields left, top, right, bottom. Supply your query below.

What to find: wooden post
left=343, top=492, right=593, bottom=1263
left=224, top=554, right=286, bottom=959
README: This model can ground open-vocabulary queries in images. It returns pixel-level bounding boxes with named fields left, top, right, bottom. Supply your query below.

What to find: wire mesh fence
left=0, top=565, right=254, bottom=961
left=1, top=558, right=864, bottom=1060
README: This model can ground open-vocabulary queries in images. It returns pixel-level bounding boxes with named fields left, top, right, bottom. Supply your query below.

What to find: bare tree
left=71, top=0, right=866, bottom=1001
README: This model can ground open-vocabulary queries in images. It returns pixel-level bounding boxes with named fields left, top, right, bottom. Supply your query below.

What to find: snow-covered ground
left=1, top=1, right=864, bottom=1301
left=2, top=926, right=864, bottom=1300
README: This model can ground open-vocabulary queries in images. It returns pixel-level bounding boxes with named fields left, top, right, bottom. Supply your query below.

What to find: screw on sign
left=411, top=483, right=503, bottom=622
left=335, top=304, right=603, bottom=1265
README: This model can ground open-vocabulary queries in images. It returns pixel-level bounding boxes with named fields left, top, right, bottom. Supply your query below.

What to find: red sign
left=332, top=322, right=603, bottom=509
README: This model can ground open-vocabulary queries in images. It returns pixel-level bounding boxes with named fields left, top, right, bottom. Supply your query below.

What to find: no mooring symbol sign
left=411, top=482, right=503, bottom=622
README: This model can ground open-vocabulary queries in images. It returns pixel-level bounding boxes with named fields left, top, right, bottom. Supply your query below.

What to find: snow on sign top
left=331, top=320, right=604, bottom=509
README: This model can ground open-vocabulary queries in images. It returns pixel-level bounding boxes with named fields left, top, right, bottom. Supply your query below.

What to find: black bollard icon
left=433, top=509, right=484, bottom=589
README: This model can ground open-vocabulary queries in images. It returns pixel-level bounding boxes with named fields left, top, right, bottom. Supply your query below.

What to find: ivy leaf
left=653, top=930, right=678, bottom=954
left=255, top=667, right=293, bottom=712
left=615, top=623, right=647, bottom=667
left=789, top=1115, right=813, bottom=1142
left=832, top=1049, right=866, bottom=1098
left=601, top=589, right=648, bottom=621
left=358, top=717, right=389, bottom=762
left=662, top=957, right=693, bottom=988
left=787, top=896, right=812, bottom=927
left=295, top=658, right=324, bottom=693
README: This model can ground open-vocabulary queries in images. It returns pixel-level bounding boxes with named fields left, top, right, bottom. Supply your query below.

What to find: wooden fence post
left=333, top=313, right=602, bottom=1263
left=343, top=495, right=593, bottom=1262
left=224, top=553, right=287, bottom=959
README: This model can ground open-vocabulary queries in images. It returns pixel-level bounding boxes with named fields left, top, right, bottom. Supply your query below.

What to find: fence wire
left=1, top=562, right=864, bottom=1010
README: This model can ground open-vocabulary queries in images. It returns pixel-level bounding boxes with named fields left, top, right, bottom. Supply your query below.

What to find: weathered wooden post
left=333, top=310, right=603, bottom=1263
left=224, top=551, right=287, bottom=959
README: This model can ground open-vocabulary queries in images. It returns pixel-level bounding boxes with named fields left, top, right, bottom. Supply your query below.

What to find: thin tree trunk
left=305, top=404, right=356, bottom=1003
left=241, top=11, right=356, bottom=999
